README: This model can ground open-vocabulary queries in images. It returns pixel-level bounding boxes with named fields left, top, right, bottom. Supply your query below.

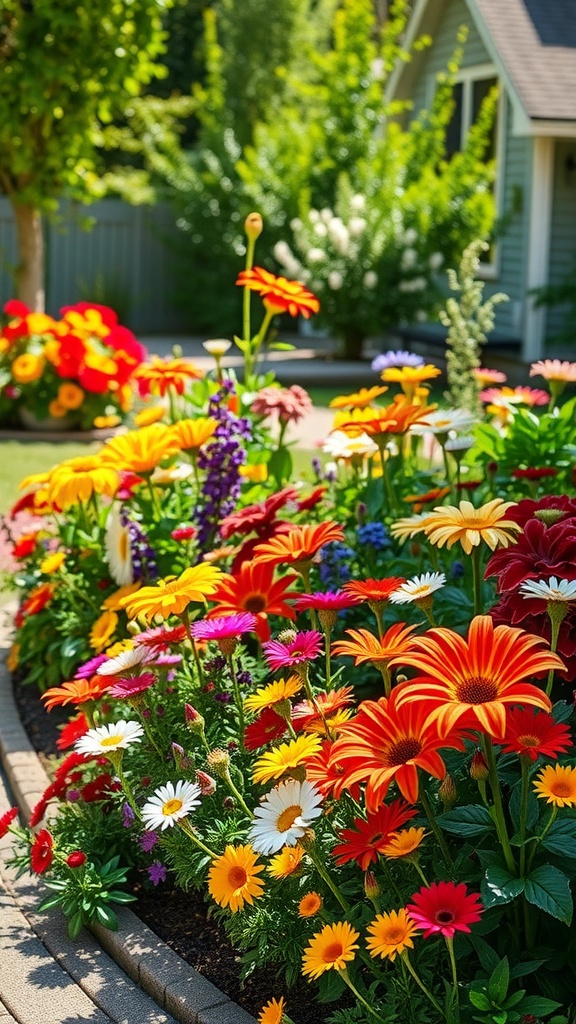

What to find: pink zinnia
left=263, top=631, right=323, bottom=671
left=407, top=882, right=483, bottom=939
left=294, top=591, right=359, bottom=613
left=251, top=385, right=312, bottom=424
left=107, top=672, right=157, bottom=699
left=134, top=624, right=187, bottom=649
left=191, top=613, right=257, bottom=641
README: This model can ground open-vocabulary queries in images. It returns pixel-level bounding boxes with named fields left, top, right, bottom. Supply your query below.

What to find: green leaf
left=524, top=865, right=573, bottom=925
left=95, top=905, right=118, bottom=930
left=267, top=447, right=293, bottom=486
left=518, top=995, right=563, bottom=1017
left=37, top=893, right=66, bottom=912
left=268, top=342, right=296, bottom=351
left=438, top=804, right=495, bottom=837
left=470, top=933, right=501, bottom=974
left=488, top=957, right=510, bottom=1004
left=481, top=866, right=524, bottom=908
left=469, top=990, right=491, bottom=1010
left=541, top=818, right=576, bottom=858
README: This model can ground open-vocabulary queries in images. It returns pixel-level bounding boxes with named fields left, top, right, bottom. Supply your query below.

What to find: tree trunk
left=12, top=201, right=45, bottom=311
left=341, top=327, right=366, bottom=360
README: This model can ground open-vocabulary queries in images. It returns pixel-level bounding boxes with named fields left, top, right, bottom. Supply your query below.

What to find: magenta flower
left=294, top=591, right=359, bottom=613
left=406, top=882, right=483, bottom=940
left=263, top=630, right=323, bottom=671
left=76, top=653, right=108, bottom=678
left=107, top=672, right=156, bottom=699
left=191, top=613, right=257, bottom=641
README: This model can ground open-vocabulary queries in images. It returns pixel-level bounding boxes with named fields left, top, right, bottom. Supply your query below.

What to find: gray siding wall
left=0, top=198, right=191, bottom=335
left=412, top=0, right=492, bottom=112
left=546, top=140, right=576, bottom=344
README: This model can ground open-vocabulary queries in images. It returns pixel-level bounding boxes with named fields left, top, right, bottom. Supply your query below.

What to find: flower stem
left=307, top=844, right=351, bottom=913
left=481, top=733, right=516, bottom=874
left=115, top=762, right=140, bottom=819
left=545, top=601, right=565, bottom=697
left=419, top=786, right=453, bottom=869
left=519, top=757, right=530, bottom=878
left=227, top=654, right=245, bottom=737
left=178, top=817, right=218, bottom=859
left=445, top=936, right=459, bottom=1010
left=471, top=545, right=484, bottom=616
left=401, top=953, right=443, bottom=1014
left=339, top=969, right=386, bottom=1023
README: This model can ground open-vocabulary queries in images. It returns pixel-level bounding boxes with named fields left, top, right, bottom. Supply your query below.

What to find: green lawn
left=0, top=440, right=100, bottom=516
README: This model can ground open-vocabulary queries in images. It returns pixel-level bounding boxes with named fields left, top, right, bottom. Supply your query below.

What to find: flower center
left=162, top=798, right=183, bottom=816
left=119, top=531, right=129, bottom=561
left=385, top=927, right=405, bottom=944
left=370, top=832, right=384, bottom=845
left=100, top=734, right=122, bottom=747
left=518, top=734, right=540, bottom=748
left=323, top=942, right=343, bottom=963
left=276, top=804, right=303, bottom=832
left=385, top=738, right=422, bottom=766
left=228, top=866, right=248, bottom=889
left=244, top=594, right=267, bottom=613
left=435, top=909, right=455, bottom=925
left=551, top=783, right=573, bottom=798
left=456, top=675, right=499, bottom=704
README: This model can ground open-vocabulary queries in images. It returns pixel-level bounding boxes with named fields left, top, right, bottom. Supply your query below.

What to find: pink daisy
left=191, top=613, right=257, bottom=642
left=406, top=882, right=483, bottom=940
left=293, top=591, right=359, bottom=613
left=263, top=631, right=323, bottom=671
left=107, top=672, right=157, bottom=699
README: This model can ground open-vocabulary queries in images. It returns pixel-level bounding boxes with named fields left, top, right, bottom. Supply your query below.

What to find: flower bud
left=470, top=750, right=489, bottom=781
left=196, top=770, right=217, bottom=797
left=534, top=508, right=566, bottom=527
left=245, top=212, right=263, bottom=241
left=206, top=747, right=231, bottom=779
left=356, top=502, right=368, bottom=526
left=223, top=795, right=235, bottom=812
left=171, top=742, right=192, bottom=771
left=184, top=704, right=205, bottom=734
left=364, top=869, right=381, bottom=901
left=438, top=773, right=457, bottom=810
left=277, top=628, right=298, bottom=645
left=66, top=850, right=87, bottom=868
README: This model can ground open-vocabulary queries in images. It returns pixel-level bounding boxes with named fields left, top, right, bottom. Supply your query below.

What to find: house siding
left=546, top=139, right=576, bottom=345
left=412, top=0, right=492, bottom=113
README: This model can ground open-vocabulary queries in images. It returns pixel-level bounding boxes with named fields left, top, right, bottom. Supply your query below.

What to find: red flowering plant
left=0, top=300, right=146, bottom=429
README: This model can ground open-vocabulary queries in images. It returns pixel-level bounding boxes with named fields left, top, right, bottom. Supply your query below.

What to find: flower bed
left=2, top=225, right=576, bottom=1024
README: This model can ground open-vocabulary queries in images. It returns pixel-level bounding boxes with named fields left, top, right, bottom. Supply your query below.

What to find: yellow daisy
left=421, top=499, right=521, bottom=554
left=119, top=564, right=225, bottom=622
left=366, top=909, right=419, bottom=961
left=267, top=845, right=305, bottom=879
left=258, top=997, right=286, bottom=1024
left=329, top=386, right=388, bottom=410
left=208, top=845, right=265, bottom=912
left=46, top=457, right=120, bottom=509
left=533, top=764, right=576, bottom=808
left=90, top=610, right=119, bottom=652
left=39, top=551, right=66, bottom=575
left=302, top=921, right=359, bottom=980
left=252, top=734, right=322, bottom=785
left=244, top=676, right=302, bottom=714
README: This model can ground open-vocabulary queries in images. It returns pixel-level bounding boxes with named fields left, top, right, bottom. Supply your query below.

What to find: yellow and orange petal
left=298, top=891, right=323, bottom=918
left=258, top=997, right=286, bottom=1024
left=101, top=424, right=181, bottom=474
left=301, top=921, right=359, bottom=980
left=90, top=610, right=119, bottom=652
left=381, top=827, right=426, bottom=859
left=267, top=845, right=305, bottom=879
left=46, top=456, right=120, bottom=509
left=332, top=622, right=419, bottom=668
left=366, top=909, right=419, bottom=961
left=237, top=267, right=319, bottom=320
left=101, top=582, right=141, bottom=611
left=420, top=498, right=521, bottom=554
left=533, top=764, right=576, bottom=807
left=208, top=844, right=265, bottom=912
left=11, top=353, right=45, bottom=383
left=41, top=676, right=110, bottom=712
left=170, top=417, right=217, bottom=451
left=252, top=734, right=322, bottom=785
left=134, top=404, right=167, bottom=428
left=57, top=382, right=85, bottom=410
left=244, top=676, right=302, bottom=714
left=380, top=364, right=441, bottom=387
left=39, top=551, right=66, bottom=575
left=329, top=386, right=388, bottom=410
left=133, top=356, right=204, bottom=397
left=120, top=564, right=225, bottom=623
left=253, top=522, right=344, bottom=568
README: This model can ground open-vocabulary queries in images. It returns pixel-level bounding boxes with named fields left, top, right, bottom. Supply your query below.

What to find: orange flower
left=343, top=577, right=407, bottom=606
left=11, top=352, right=44, bottom=383
left=298, top=892, right=323, bottom=917
left=42, top=676, right=110, bottom=712
left=57, top=382, right=85, bottom=410
left=207, top=561, right=298, bottom=641
left=341, top=395, right=434, bottom=440
left=332, top=623, right=419, bottom=670
left=236, top=267, right=319, bottom=319
left=134, top=356, right=204, bottom=397
left=253, top=522, right=344, bottom=568
left=101, top=424, right=181, bottom=474
left=394, top=615, right=563, bottom=738
left=329, top=689, right=469, bottom=807
left=171, top=417, right=217, bottom=451
left=329, top=386, right=388, bottom=410
left=381, top=826, right=426, bottom=859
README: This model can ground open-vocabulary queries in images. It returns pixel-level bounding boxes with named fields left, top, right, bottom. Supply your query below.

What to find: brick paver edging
left=0, top=603, right=256, bottom=1024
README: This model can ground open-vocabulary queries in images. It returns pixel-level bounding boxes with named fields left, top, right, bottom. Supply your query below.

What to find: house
left=387, top=0, right=576, bottom=362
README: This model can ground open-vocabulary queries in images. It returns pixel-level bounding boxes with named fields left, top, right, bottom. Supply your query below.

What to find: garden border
left=0, top=602, right=256, bottom=1024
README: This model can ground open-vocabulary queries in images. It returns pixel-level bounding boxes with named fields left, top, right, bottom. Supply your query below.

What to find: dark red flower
left=30, top=829, right=54, bottom=874
left=66, top=850, right=87, bottom=868
left=331, top=800, right=418, bottom=869
left=490, top=592, right=576, bottom=681
left=220, top=487, right=299, bottom=539
left=485, top=516, right=576, bottom=592
left=244, top=707, right=288, bottom=750
left=13, top=534, right=39, bottom=559
left=497, top=707, right=573, bottom=762
left=503, top=495, right=576, bottom=531
left=512, top=468, right=558, bottom=481
left=0, top=807, right=18, bottom=838
left=81, top=774, right=120, bottom=802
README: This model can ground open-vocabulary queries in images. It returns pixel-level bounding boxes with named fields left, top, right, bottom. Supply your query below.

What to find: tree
left=0, top=0, right=191, bottom=310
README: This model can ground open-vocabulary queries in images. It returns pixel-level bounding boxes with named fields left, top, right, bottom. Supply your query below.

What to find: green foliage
left=467, top=956, right=562, bottom=1023
left=37, top=855, right=135, bottom=939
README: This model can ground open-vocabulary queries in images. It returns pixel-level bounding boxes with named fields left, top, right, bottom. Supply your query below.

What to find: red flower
left=343, top=577, right=407, bottom=605
left=66, top=850, right=87, bottom=868
left=292, top=687, right=354, bottom=733
left=171, top=526, right=196, bottom=541
left=244, top=707, right=288, bottom=750
left=81, top=774, right=120, bottom=802
left=407, top=881, right=483, bottom=939
left=56, top=713, right=89, bottom=751
left=207, top=560, right=297, bottom=642
left=263, top=631, right=323, bottom=672
left=512, top=468, right=558, bottom=481
left=0, top=807, right=18, bottom=838
left=332, top=800, right=418, bottom=869
left=13, top=533, right=40, bottom=559
left=253, top=522, right=345, bottom=568
left=297, top=486, right=328, bottom=512
left=4, top=299, right=30, bottom=318
left=497, top=707, right=573, bottom=762
left=20, top=582, right=54, bottom=618
left=236, top=266, right=320, bottom=319
left=134, top=624, right=187, bottom=649
left=220, top=487, right=299, bottom=539
left=304, top=739, right=361, bottom=800
left=30, top=829, right=54, bottom=874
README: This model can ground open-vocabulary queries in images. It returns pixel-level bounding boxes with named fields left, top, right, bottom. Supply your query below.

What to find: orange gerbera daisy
left=252, top=522, right=344, bottom=569
left=329, top=386, right=388, bottom=410
left=332, top=623, right=419, bottom=675
left=170, top=417, right=217, bottom=451
left=341, top=395, right=434, bottom=440
left=236, top=266, right=320, bottom=319
left=134, top=356, right=204, bottom=397
left=393, top=615, right=563, bottom=738
left=329, top=689, right=469, bottom=807
left=42, top=676, right=110, bottom=712
left=343, top=577, right=407, bottom=605
left=207, top=560, right=298, bottom=641
left=533, top=764, right=576, bottom=807
left=101, top=424, right=181, bottom=474
left=302, top=921, right=359, bottom=979
left=292, top=687, right=354, bottom=734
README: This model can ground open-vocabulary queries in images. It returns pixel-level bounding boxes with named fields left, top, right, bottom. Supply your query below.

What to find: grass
left=0, top=440, right=100, bottom=516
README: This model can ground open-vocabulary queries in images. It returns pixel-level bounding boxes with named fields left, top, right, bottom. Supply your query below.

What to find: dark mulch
left=13, top=677, right=350, bottom=1024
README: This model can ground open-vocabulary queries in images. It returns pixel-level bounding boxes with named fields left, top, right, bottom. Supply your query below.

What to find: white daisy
left=105, top=507, right=133, bottom=586
left=389, top=572, right=447, bottom=604
left=75, top=719, right=144, bottom=756
left=202, top=339, right=232, bottom=357
left=142, top=780, right=202, bottom=832
left=444, top=434, right=476, bottom=453
left=323, top=431, right=378, bottom=460
left=519, top=577, right=576, bottom=603
left=411, top=409, right=476, bottom=437
left=97, top=644, right=153, bottom=676
left=248, top=779, right=323, bottom=856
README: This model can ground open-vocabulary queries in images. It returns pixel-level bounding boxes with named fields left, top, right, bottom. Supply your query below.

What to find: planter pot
left=18, top=407, right=78, bottom=432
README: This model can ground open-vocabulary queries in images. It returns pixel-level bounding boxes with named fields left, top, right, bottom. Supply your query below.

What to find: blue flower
left=357, top=522, right=390, bottom=550
left=371, top=350, right=425, bottom=372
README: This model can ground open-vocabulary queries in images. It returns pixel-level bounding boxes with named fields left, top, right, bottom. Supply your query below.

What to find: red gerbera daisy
left=497, top=707, right=573, bottom=762
left=331, top=800, right=418, bottom=869
left=263, top=631, right=323, bottom=672
left=244, top=707, right=288, bottom=751
left=220, top=487, right=299, bottom=539
left=107, top=672, right=157, bottom=699
left=30, top=829, right=54, bottom=874
left=207, top=560, right=298, bottom=642
left=56, top=713, right=89, bottom=751
left=133, top=624, right=188, bottom=649
left=343, top=577, right=407, bottom=606
left=407, top=881, right=483, bottom=939
left=0, top=807, right=19, bottom=838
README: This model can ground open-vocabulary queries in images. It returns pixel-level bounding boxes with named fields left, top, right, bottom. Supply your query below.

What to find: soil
left=13, top=678, right=352, bottom=1024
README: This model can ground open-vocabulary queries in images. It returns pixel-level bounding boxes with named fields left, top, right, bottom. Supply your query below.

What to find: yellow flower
left=39, top=551, right=66, bottom=575
left=533, top=764, right=576, bottom=807
left=240, top=464, right=268, bottom=483
left=302, top=921, right=359, bottom=980
left=381, top=827, right=426, bottom=859
left=12, top=353, right=44, bottom=383
left=366, top=909, right=419, bottom=961
left=258, top=997, right=286, bottom=1024
left=90, top=610, right=119, bottom=652
left=329, top=386, right=388, bottom=410
left=26, top=312, right=57, bottom=335
left=208, top=844, right=265, bottom=912
left=267, top=845, right=305, bottom=879
left=171, top=417, right=217, bottom=451
left=57, top=382, right=85, bottom=410
left=421, top=499, right=521, bottom=554
left=252, top=734, right=321, bottom=785
left=46, top=456, right=120, bottom=509
left=380, top=364, right=441, bottom=397
left=102, top=424, right=180, bottom=474
left=101, top=583, right=141, bottom=611
left=389, top=512, right=430, bottom=543
left=93, top=414, right=122, bottom=429
left=134, top=405, right=166, bottom=428
left=119, top=563, right=225, bottom=622
left=298, top=891, right=323, bottom=918
left=244, top=676, right=302, bottom=714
